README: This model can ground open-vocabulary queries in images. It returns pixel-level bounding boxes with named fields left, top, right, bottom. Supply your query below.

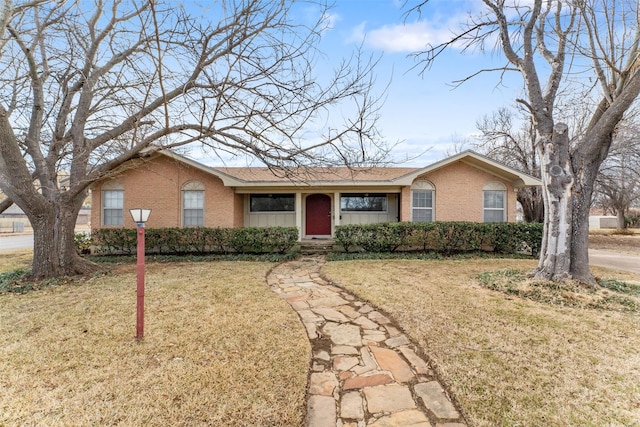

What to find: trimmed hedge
left=334, top=222, right=543, bottom=256
left=88, top=226, right=298, bottom=255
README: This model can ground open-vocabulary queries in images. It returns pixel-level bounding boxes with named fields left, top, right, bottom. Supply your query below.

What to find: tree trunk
left=533, top=123, right=601, bottom=285
left=517, top=187, right=544, bottom=223
left=533, top=124, right=577, bottom=282
left=27, top=194, right=97, bottom=279
left=568, top=175, right=595, bottom=284
left=616, top=209, right=626, bottom=229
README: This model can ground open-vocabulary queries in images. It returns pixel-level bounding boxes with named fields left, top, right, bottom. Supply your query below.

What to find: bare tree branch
left=0, top=0, right=385, bottom=278
left=408, top=0, right=640, bottom=283
left=0, top=196, right=11, bottom=214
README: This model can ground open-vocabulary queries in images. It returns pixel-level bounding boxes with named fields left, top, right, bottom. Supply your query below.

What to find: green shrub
left=625, top=212, right=640, bottom=228
left=334, top=221, right=543, bottom=256
left=228, top=227, right=298, bottom=254
left=74, top=232, right=92, bottom=254
left=91, top=228, right=137, bottom=254
left=334, top=224, right=363, bottom=253
left=88, top=226, right=297, bottom=255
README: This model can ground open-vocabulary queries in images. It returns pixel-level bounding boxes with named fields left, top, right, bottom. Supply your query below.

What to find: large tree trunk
left=533, top=123, right=601, bottom=285
left=27, top=194, right=97, bottom=279
left=568, top=172, right=595, bottom=284
left=533, top=124, right=580, bottom=282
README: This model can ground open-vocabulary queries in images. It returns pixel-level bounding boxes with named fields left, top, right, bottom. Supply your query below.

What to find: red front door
left=306, top=194, right=332, bottom=236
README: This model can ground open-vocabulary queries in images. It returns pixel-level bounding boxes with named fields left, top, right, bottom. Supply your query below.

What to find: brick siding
left=399, top=160, right=516, bottom=222
left=91, top=156, right=237, bottom=229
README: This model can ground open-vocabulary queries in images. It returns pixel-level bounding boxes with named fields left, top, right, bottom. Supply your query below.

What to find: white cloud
left=366, top=21, right=454, bottom=53
left=351, top=0, right=509, bottom=54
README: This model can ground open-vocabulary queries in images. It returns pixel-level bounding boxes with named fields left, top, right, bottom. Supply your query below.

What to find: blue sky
left=190, top=0, right=527, bottom=167
left=316, top=0, right=525, bottom=165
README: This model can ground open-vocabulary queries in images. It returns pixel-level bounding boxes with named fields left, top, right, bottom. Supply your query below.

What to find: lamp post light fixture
left=130, top=208, right=151, bottom=339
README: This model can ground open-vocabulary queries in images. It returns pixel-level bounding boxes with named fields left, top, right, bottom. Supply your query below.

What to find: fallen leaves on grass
left=477, top=269, right=640, bottom=312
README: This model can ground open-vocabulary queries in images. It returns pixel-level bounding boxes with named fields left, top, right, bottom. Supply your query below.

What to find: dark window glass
left=250, top=194, right=295, bottom=212
left=340, top=194, right=387, bottom=212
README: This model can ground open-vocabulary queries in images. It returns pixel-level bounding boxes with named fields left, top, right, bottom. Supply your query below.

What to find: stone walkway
left=267, top=256, right=467, bottom=427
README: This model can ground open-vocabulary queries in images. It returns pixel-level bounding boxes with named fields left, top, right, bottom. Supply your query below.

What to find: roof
left=153, top=149, right=541, bottom=188
left=214, top=166, right=418, bottom=183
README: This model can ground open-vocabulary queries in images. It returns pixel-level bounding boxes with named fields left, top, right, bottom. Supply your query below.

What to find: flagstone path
left=267, top=255, right=467, bottom=427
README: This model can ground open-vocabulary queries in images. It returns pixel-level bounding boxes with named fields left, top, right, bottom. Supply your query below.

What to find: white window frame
left=483, top=182, right=507, bottom=223
left=411, top=180, right=435, bottom=222
left=182, top=181, right=205, bottom=227
left=101, top=182, right=124, bottom=226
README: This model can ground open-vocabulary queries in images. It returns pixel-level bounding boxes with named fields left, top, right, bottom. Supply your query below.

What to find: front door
left=305, top=194, right=332, bottom=236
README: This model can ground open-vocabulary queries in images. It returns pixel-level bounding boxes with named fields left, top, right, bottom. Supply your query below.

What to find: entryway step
left=299, top=239, right=335, bottom=254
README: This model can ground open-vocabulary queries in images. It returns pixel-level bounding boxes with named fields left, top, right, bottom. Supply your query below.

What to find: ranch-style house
left=90, top=149, right=541, bottom=240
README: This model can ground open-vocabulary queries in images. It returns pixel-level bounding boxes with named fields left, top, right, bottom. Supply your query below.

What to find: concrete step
left=299, top=239, right=334, bottom=254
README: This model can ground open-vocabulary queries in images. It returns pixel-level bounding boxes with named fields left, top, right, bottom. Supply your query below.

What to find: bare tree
left=0, top=0, right=385, bottom=278
left=593, top=119, right=640, bottom=228
left=474, top=106, right=543, bottom=222
left=411, top=0, right=640, bottom=284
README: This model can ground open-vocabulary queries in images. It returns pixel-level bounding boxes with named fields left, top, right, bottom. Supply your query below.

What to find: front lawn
left=3, top=244, right=639, bottom=426
left=322, top=258, right=640, bottom=426
left=0, top=259, right=310, bottom=426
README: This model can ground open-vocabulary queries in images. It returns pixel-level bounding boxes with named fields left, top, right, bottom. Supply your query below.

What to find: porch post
left=333, top=192, right=341, bottom=232
left=400, top=186, right=411, bottom=222
left=295, top=192, right=303, bottom=240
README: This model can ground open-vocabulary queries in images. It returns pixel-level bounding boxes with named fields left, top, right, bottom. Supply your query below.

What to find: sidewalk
left=267, top=256, right=467, bottom=427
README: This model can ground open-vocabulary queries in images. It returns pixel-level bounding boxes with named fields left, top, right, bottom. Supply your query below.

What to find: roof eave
left=155, top=150, right=245, bottom=186
left=393, top=150, right=541, bottom=187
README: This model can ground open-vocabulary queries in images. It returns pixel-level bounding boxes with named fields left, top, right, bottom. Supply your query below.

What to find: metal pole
left=136, top=223, right=145, bottom=339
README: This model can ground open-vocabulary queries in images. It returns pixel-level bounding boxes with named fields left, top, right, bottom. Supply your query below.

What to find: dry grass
left=322, top=259, right=640, bottom=427
left=477, top=269, right=640, bottom=312
left=0, top=249, right=32, bottom=272
left=589, top=232, right=640, bottom=255
left=0, top=260, right=310, bottom=426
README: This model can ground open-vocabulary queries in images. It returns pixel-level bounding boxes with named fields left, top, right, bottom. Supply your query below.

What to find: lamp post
left=130, top=208, right=151, bottom=340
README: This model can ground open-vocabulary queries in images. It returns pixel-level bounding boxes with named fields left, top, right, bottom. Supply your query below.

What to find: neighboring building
left=0, top=173, right=92, bottom=233
left=90, top=150, right=541, bottom=240
left=0, top=203, right=91, bottom=233
left=588, top=216, right=618, bottom=229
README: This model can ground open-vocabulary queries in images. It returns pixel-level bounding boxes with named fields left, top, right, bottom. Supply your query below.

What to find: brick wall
left=91, top=155, right=521, bottom=230
left=399, top=160, right=517, bottom=222
left=91, top=155, right=237, bottom=229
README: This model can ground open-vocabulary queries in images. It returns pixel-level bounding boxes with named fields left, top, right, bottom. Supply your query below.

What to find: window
left=483, top=182, right=506, bottom=222
left=182, top=182, right=205, bottom=226
left=340, top=194, right=387, bottom=212
left=411, top=181, right=434, bottom=222
left=102, top=184, right=124, bottom=226
left=250, top=194, right=295, bottom=212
